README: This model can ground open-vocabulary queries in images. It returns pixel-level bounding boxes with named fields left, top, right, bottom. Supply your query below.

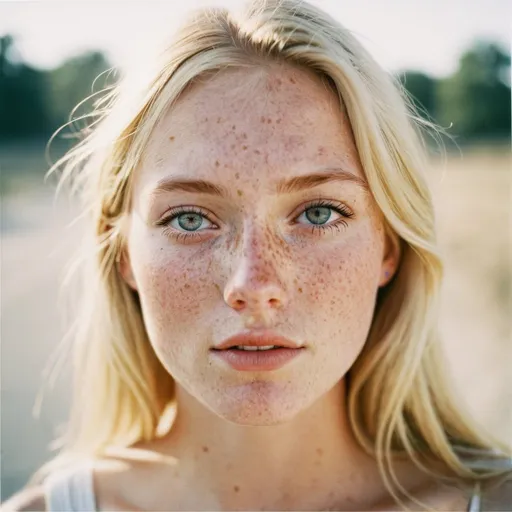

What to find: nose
left=223, top=231, right=288, bottom=323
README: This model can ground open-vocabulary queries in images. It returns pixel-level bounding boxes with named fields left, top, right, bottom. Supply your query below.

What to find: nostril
left=234, top=299, right=245, bottom=310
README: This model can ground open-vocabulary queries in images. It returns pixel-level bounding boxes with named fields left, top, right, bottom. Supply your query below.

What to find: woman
left=4, top=0, right=511, bottom=510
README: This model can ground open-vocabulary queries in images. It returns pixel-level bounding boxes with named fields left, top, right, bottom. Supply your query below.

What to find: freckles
left=262, top=225, right=289, bottom=258
left=145, top=252, right=211, bottom=317
left=275, top=238, right=292, bottom=262
left=283, top=136, right=305, bottom=155
left=223, top=230, right=242, bottom=254
left=265, top=76, right=283, bottom=92
left=304, top=243, right=376, bottom=313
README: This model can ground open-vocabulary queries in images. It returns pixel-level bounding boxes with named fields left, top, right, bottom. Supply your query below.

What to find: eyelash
left=155, top=206, right=216, bottom=243
left=299, top=199, right=354, bottom=235
left=156, top=200, right=354, bottom=241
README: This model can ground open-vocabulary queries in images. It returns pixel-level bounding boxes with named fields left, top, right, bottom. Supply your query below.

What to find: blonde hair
left=31, top=0, right=510, bottom=507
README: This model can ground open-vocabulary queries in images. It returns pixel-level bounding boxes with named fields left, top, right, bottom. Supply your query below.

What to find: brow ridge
left=149, top=168, right=367, bottom=197
left=276, top=168, right=368, bottom=194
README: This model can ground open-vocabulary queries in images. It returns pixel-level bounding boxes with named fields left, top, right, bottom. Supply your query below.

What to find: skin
left=123, top=63, right=396, bottom=425
left=106, top=63, right=466, bottom=511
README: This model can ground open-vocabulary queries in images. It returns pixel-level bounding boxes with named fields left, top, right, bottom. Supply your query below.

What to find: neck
left=160, top=379, right=397, bottom=510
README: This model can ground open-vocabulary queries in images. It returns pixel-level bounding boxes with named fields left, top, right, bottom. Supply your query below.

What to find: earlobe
left=118, top=249, right=138, bottom=291
left=379, top=269, right=393, bottom=288
left=379, top=231, right=401, bottom=287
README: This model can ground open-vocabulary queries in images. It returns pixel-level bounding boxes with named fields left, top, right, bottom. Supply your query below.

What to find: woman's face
left=121, top=63, right=398, bottom=425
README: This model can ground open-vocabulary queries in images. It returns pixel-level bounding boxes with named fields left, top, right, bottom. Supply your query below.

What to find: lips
left=212, top=331, right=303, bottom=351
left=210, top=331, right=305, bottom=371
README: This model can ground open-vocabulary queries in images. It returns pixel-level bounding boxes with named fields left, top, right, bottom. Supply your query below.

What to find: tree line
left=0, top=35, right=510, bottom=143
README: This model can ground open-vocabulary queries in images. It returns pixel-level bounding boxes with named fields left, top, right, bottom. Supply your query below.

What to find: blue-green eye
left=296, top=200, right=354, bottom=231
left=174, top=212, right=206, bottom=231
left=304, top=206, right=332, bottom=225
left=157, top=206, right=216, bottom=234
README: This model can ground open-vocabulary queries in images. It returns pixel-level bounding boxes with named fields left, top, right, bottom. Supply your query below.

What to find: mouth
left=212, top=331, right=304, bottom=351
left=223, top=345, right=281, bottom=351
left=210, top=331, right=305, bottom=371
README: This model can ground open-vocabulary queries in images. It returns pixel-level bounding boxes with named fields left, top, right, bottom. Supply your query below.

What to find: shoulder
left=1, top=486, right=47, bottom=512
left=91, top=456, right=139, bottom=512
left=92, top=444, right=180, bottom=511
left=1, top=457, right=136, bottom=512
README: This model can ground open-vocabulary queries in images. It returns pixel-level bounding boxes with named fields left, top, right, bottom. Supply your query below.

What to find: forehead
left=137, top=63, right=364, bottom=188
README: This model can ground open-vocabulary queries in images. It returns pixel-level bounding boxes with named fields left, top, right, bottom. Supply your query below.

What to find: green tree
left=46, top=51, right=112, bottom=134
left=397, top=70, right=437, bottom=122
left=0, top=36, right=111, bottom=141
left=0, top=35, right=51, bottom=138
left=436, top=41, right=511, bottom=140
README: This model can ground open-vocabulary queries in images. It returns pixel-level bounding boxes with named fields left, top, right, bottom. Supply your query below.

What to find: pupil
left=305, top=207, right=330, bottom=225
left=178, top=213, right=203, bottom=231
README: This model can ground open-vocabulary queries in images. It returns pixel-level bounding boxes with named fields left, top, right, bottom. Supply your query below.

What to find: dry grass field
left=1, top=143, right=510, bottom=500
left=428, top=144, right=511, bottom=442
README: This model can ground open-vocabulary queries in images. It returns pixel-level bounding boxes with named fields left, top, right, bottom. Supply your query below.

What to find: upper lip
left=212, top=331, right=304, bottom=350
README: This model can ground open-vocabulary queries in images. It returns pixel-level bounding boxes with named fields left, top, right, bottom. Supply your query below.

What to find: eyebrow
left=149, top=168, right=368, bottom=197
left=276, top=168, right=368, bottom=194
left=149, top=178, right=228, bottom=197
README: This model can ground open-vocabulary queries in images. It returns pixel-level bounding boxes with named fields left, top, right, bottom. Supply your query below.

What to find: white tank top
left=43, top=461, right=96, bottom=512
left=43, top=461, right=482, bottom=511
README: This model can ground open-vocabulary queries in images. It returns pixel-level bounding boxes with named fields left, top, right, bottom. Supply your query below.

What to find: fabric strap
left=467, top=483, right=482, bottom=512
left=43, top=461, right=96, bottom=512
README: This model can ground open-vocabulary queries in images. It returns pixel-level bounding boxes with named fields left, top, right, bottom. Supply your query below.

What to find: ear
left=118, top=247, right=138, bottom=291
left=378, top=229, right=401, bottom=288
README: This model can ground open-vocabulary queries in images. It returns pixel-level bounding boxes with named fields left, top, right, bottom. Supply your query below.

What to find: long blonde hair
left=31, top=0, right=510, bottom=506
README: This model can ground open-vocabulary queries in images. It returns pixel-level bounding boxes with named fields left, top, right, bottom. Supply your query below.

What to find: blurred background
left=1, top=0, right=510, bottom=502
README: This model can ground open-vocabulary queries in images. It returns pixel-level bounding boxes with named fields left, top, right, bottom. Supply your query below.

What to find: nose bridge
left=239, top=221, right=282, bottom=287
left=224, top=221, right=287, bottom=312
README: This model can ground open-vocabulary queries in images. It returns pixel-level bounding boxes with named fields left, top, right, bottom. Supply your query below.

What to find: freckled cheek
left=296, top=240, right=382, bottom=323
left=133, top=247, right=218, bottom=322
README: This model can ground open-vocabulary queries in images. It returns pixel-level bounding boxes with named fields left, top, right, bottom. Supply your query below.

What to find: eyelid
left=289, top=197, right=355, bottom=220
left=155, top=198, right=355, bottom=242
left=155, top=205, right=219, bottom=227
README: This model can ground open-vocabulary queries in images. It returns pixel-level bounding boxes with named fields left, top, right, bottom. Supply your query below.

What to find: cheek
left=297, top=229, right=383, bottom=339
left=128, top=229, right=217, bottom=334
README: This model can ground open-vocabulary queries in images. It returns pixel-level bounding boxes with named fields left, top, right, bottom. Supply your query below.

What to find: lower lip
left=211, top=347, right=304, bottom=371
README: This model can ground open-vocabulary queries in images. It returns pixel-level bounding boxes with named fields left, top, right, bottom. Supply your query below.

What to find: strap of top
left=467, top=483, right=482, bottom=512
left=43, top=461, right=97, bottom=512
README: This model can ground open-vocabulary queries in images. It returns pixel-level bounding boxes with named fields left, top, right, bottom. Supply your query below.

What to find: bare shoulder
left=1, top=486, right=47, bottom=512
left=483, top=479, right=512, bottom=511
left=92, top=456, right=140, bottom=511
left=93, top=443, right=181, bottom=511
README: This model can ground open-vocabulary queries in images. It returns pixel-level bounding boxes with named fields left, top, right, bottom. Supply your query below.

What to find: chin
left=204, top=380, right=310, bottom=426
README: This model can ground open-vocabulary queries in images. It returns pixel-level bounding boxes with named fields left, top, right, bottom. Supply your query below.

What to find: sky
left=0, top=0, right=510, bottom=78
